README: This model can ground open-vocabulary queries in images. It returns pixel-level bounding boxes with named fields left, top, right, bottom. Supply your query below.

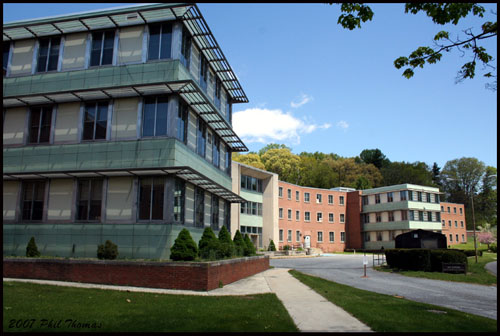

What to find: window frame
left=329, top=231, right=334, bottom=243
left=29, top=105, right=53, bottom=144
left=211, top=195, right=219, bottom=230
left=82, top=101, right=109, bottom=141
left=142, top=96, right=168, bottom=138
left=147, top=22, right=172, bottom=61
left=328, top=194, right=334, bottom=205
left=76, top=178, right=103, bottom=222
left=317, top=231, right=323, bottom=243
left=305, top=211, right=311, bottom=222
left=36, top=36, right=61, bottom=73
left=339, top=195, right=344, bottom=205
left=173, top=178, right=185, bottom=224
left=90, top=30, right=115, bottom=67
left=138, top=176, right=165, bottom=221
left=340, top=213, right=345, bottom=223
left=21, top=180, right=46, bottom=221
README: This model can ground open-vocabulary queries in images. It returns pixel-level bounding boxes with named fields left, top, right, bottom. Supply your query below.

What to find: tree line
left=233, top=144, right=497, bottom=230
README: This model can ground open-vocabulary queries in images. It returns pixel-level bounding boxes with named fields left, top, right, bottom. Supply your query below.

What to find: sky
left=3, top=3, right=497, bottom=170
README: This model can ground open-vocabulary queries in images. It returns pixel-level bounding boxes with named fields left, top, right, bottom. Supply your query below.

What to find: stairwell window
left=148, top=23, right=172, bottom=61
left=37, top=36, right=60, bottom=72
left=83, top=102, right=108, bottom=141
left=90, top=31, right=115, bottom=66
left=142, top=96, right=168, bottom=137
left=29, top=106, right=53, bottom=144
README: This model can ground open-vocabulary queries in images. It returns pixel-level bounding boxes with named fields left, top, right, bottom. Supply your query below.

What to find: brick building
left=440, top=202, right=467, bottom=245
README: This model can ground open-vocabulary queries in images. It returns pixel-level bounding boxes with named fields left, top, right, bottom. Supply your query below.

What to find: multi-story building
left=277, top=181, right=349, bottom=252
left=231, top=162, right=279, bottom=249
left=3, top=4, right=249, bottom=259
left=440, top=202, right=467, bottom=245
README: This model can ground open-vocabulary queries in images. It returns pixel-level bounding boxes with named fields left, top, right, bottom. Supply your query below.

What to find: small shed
left=395, top=229, right=447, bottom=249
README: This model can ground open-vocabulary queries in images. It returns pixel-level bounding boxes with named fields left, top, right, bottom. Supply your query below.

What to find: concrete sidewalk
left=4, top=267, right=371, bottom=332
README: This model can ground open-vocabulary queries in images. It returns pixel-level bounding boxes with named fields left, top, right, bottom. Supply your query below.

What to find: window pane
left=39, top=108, right=52, bottom=143
left=151, top=177, right=164, bottom=220
left=160, top=23, right=172, bottom=59
left=47, top=37, right=60, bottom=71
left=37, top=39, right=49, bottom=72
left=173, top=178, right=185, bottom=222
left=139, top=178, right=152, bottom=220
left=155, top=97, right=168, bottom=136
left=90, top=33, right=103, bottom=66
left=148, top=24, right=160, bottom=60
left=142, top=97, right=156, bottom=137
left=101, top=31, right=114, bottom=65
left=95, top=103, right=108, bottom=139
left=29, top=108, right=41, bottom=143
left=3, top=41, right=10, bottom=71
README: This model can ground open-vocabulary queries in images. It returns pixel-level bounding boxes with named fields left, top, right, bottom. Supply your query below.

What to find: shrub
left=385, top=249, right=431, bottom=271
left=233, top=230, right=246, bottom=257
left=489, top=243, right=497, bottom=253
left=26, top=237, right=41, bottom=258
left=268, top=240, right=276, bottom=251
left=97, top=240, right=118, bottom=260
left=218, top=226, right=235, bottom=258
left=244, top=234, right=256, bottom=256
left=462, top=249, right=483, bottom=257
left=170, top=229, right=198, bottom=261
left=430, top=249, right=468, bottom=272
left=198, top=227, right=221, bottom=260
left=283, top=245, right=291, bottom=251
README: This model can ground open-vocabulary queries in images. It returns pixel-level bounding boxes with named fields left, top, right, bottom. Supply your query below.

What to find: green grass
left=376, top=253, right=497, bottom=286
left=450, top=236, right=490, bottom=251
left=289, top=270, right=496, bottom=333
left=3, top=282, right=298, bottom=332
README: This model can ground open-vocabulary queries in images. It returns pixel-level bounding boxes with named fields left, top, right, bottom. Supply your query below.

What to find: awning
left=3, top=166, right=246, bottom=203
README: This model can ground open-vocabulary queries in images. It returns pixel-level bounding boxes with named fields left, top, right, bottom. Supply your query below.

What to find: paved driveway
left=271, top=254, right=497, bottom=320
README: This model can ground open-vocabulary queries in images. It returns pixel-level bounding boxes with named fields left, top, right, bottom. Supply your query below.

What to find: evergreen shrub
left=233, top=230, right=246, bottom=257
left=26, top=237, right=41, bottom=258
left=489, top=243, right=497, bottom=253
left=268, top=240, right=276, bottom=251
left=198, top=227, right=221, bottom=260
left=217, top=226, right=234, bottom=258
left=430, top=249, right=468, bottom=271
left=243, top=233, right=256, bottom=256
left=462, top=249, right=484, bottom=257
left=385, top=248, right=432, bottom=271
left=170, top=229, right=198, bottom=261
left=97, top=240, right=118, bottom=260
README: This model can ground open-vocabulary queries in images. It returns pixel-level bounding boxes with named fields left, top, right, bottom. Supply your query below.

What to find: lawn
left=375, top=253, right=497, bottom=286
left=450, top=236, right=491, bottom=251
left=3, top=281, right=297, bottom=332
left=289, top=270, right=497, bottom=333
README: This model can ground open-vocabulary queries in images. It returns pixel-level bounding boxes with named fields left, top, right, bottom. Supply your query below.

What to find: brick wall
left=3, top=256, right=269, bottom=291
left=440, top=202, right=467, bottom=246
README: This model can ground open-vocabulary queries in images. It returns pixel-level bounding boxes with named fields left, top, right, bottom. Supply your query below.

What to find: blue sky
left=4, top=3, right=497, bottom=169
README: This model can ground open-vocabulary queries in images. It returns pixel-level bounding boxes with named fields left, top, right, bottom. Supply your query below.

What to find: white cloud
left=336, top=120, right=349, bottom=131
left=290, top=93, right=313, bottom=108
left=232, top=108, right=331, bottom=145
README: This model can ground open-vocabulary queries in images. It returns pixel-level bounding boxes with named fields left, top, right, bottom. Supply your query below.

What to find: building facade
left=3, top=4, right=249, bottom=259
left=231, top=162, right=279, bottom=249
left=440, top=202, right=467, bottom=245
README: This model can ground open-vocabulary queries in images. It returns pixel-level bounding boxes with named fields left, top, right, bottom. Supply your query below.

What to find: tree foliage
left=198, top=227, right=221, bottom=260
left=261, top=148, right=301, bottom=184
left=381, top=161, right=436, bottom=187
left=170, top=228, right=198, bottom=261
left=233, top=230, right=246, bottom=257
left=244, top=234, right=256, bottom=256
left=359, top=148, right=390, bottom=169
left=334, top=3, right=497, bottom=90
left=232, top=152, right=266, bottom=170
left=218, top=225, right=235, bottom=258
left=26, top=237, right=40, bottom=258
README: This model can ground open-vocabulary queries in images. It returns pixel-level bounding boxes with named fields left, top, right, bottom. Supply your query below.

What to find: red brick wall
left=440, top=202, right=467, bottom=246
left=3, top=256, right=269, bottom=291
left=346, top=191, right=363, bottom=249
left=278, top=181, right=347, bottom=252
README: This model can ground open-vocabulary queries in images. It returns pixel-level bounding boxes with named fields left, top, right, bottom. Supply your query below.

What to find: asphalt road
left=270, top=254, right=497, bottom=320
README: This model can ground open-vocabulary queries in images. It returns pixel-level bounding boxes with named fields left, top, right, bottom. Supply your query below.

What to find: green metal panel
left=407, top=202, right=441, bottom=211
left=362, top=184, right=440, bottom=195
left=3, top=61, right=184, bottom=98
left=240, top=190, right=263, bottom=203
left=364, top=220, right=442, bottom=232
left=408, top=221, right=442, bottom=231
left=363, top=201, right=441, bottom=213
left=240, top=214, right=263, bottom=227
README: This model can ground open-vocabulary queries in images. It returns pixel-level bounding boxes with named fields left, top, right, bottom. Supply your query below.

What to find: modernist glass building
left=3, top=4, right=249, bottom=259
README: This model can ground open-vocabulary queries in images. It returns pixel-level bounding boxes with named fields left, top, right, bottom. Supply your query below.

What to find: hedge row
left=385, top=249, right=467, bottom=272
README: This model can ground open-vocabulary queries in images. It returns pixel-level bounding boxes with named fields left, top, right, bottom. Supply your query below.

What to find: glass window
left=148, top=23, right=172, bottom=60
left=279, top=229, right=283, bottom=242
left=296, top=190, right=300, bottom=201
left=287, top=189, right=291, bottom=200
left=83, top=101, right=108, bottom=141
left=304, top=192, right=310, bottom=202
left=211, top=195, right=219, bottom=230
left=317, top=231, right=323, bottom=242
left=194, top=187, right=204, bottom=227
left=257, top=203, right=262, bottom=216
left=362, top=196, right=369, bottom=205
left=197, top=117, right=207, bottom=157
left=409, top=210, right=414, bottom=221
left=139, top=177, right=165, bottom=220
left=37, top=36, right=60, bottom=72
left=387, top=192, right=393, bottom=203
left=173, top=178, right=185, bottom=223
left=329, top=213, right=334, bottom=222
left=375, top=194, right=380, bottom=204
left=448, top=220, right=451, bottom=227
left=296, top=230, right=300, bottom=242
left=419, top=211, right=424, bottom=221
left=287, top=230, right=292, bottom=242
left=279, top=208, right=283, bottom=219
left=90, top=31, right=114, bottom=66
left=328, top=194, right=334, bottom=204
left=365, top=232, right=370, bottom=242
left=214, top=77, right=222, bottom=109
left=400, top=190, right=407, bottom=201
left=142, top=96, right=168, bottom=137
left=340, top=214, right=345, bottom=223
left=417, top=192, right=422, bottom=202
left=29, top=106, right=52, bottom=144
left=435, top=194, right=440, bottom=203
left=442, top=220, right=445, bottom=227
left=339, top=196, right=344, bottom=205
left=408, top=190, right=414, bottom=201
left=212, top=135, right=220, bottom=168
left=341, top=232, right=345, bottom=242
left=177, top=101, right=188, bottom=143
left=460, top=208, right=463, bottom=215
left=462, top=234, right=465, bottom=242
left=461, top=221, right=464, bottom=227
left=3, top=41, right=10, bottom=73
left=279, top=187, right=283, bottom=198
left=401, top=210, right=408, bottom=221
left=305, top=211, right=310, bottom=221
left=329, top=232, right=334, bottom=242
left=388, top=211, right=394, bottom=222
left=376, top=232, right=383, bottom=241
left=317, top=212, right=323, bottom=222
left=252, top=202, right=257, bottom=215
left=449, top=234, right=453, bottom=242
left=436, top=212, right=441, bottom=222
left=296, top=210, right=300, bottom=221
left=427, top=193, right=431, bottom=203
left=427, top=212, right=433, bottom=222
left=180, top=27, right=191, bottom=68
left=22, top=181, right=45, bottom=221
left=454, top=220, right=458, bottom=227
left=199, top=56, right=209, bottom=91
left=316, top=194, right=322, bottom=203
left=76, top=179, right=103, bottom=221
left=224, top=200, right=230, bottom=231
left=287, top=209, right=292, bottom=220
left=454, top=207, right=457, bottom=214
left=441, top=206, right=444, bottom=212
left=447, top=207, right=450, bottom=213
left=363, top=214, right=370, bottom=224
left=376, top=213, right=381, bottom=222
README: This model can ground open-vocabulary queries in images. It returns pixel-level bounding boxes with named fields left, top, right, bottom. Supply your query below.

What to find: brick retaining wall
left=3, top=255, right=269, bottom=291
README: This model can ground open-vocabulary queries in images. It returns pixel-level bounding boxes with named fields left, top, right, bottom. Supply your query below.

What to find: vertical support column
left=171, top=22, right=183, bottom=61
left=167, top=95, right=179, bottom=140
left=164, top=176, right=175, bottom=224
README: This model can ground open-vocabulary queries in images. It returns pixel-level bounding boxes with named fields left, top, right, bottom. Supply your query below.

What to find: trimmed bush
left=385, top=248, right=432, bottom=271
left=430, top=249, right=468, bottom=272
left=198, top=227, right=221, bottom=260
left=489, top=243, right=497, bottom=253
left=283, top=245, right=291, bottom=251
left=218, top=226, right=235, bottom=258
left=462, top=249, right=484, bottom=257
left=244, top=234, right=256, bottom=256
left=97, top=240, right=118, bottom=260
left=233, top=230, right=246, bottom=257
left=268, top=240, right=276, bottom=251
left=26, top=237, right=41, bottom=258
left=170, top=229, right=198, bottom=261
